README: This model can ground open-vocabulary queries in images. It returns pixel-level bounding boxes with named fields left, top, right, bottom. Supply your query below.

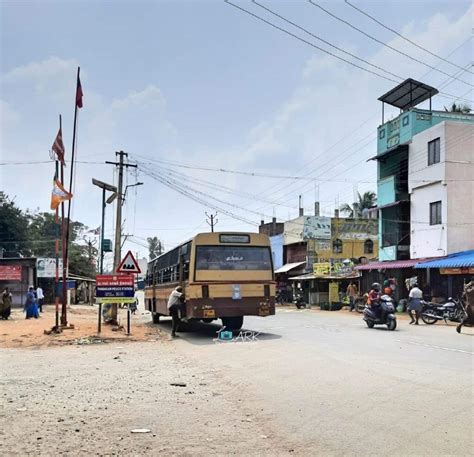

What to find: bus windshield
left=196, top=245, right=272, bottom=271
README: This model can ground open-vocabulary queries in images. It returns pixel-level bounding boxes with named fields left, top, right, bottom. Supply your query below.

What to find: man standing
left=36, top=285, right=44, bottom=313
left=167, top=286, right=185, bottom=337
left=1, top=287, right=12, bottom=320
left=346, top=281, right=358, bottom=311
left=408, top=283, right=423, bottom=325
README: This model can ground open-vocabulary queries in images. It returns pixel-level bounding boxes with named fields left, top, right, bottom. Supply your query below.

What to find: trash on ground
left=74, top=336, right=105, bottom=345
left=170, top=382, right=187, bottom=387
left=131, top=429, right=151, bottom=434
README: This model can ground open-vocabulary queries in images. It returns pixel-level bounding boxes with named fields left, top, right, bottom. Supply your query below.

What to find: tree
left=147, top=236, right=163, bottom=260
left=444, top=102, right=471, bottom=114
left=340, top=191, right=377, bottom=218
left=0, top=192, right=32, bottom=256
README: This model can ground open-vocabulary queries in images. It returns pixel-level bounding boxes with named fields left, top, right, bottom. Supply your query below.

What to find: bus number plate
left=203, top=309, right=215, bottom=318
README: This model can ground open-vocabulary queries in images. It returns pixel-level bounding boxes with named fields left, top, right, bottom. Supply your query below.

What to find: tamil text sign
left=96, top=274, right=135, bottom=303
left=0, top=265, right=22, bottom=281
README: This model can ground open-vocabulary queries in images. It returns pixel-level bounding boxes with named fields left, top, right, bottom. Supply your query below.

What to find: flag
left=76, top=75, right=83, bottom=108
left=51, top=178, right=73, bottom=210
left=52, top=127, right=66, bottom=166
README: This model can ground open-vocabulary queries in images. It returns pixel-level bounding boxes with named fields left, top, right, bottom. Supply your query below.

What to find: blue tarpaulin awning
left=415, top=250, right=474, bottom=269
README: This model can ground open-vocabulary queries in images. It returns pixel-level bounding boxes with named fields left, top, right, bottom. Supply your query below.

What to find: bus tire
left=152, top=313, right=160, bottom=324
left=222, top=316, right=244, bottom=331
left=201, top=318, right=214, bottom=323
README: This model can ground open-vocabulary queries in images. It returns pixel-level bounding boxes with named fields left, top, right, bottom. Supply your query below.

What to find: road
left=159, top=307, right=473, bottom=456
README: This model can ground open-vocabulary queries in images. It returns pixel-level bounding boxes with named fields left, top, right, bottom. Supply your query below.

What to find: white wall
left=445, top=122, right=474, bottom=254
left=409, top=121, right=474, bottom=258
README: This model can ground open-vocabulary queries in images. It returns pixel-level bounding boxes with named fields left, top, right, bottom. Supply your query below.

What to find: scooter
left=363, top=295, right=397, bottom=331
left=293, top=291, right=307, bottom=309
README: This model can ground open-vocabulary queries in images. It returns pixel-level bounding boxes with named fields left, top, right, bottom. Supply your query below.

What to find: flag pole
left=54, top=115, right=61, bottom=332
left=62, top=66, right=81, bottom=326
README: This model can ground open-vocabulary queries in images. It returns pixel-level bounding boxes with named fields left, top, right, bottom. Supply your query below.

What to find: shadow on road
left=147, top=318, right=282, bottom=346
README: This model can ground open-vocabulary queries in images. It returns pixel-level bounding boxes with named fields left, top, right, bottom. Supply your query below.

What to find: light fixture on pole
left=92, top=178, right=118, bottom=274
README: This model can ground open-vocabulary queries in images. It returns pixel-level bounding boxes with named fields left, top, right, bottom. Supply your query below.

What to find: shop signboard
left=313, top=262, right=331, bottom=276
left=0, top=265, right=22, bottom=281
left=440, top=267, right=474, bottom=275
left=329, top=282, right=339, bottom=303
left=95, top=274, right=135, bottom=303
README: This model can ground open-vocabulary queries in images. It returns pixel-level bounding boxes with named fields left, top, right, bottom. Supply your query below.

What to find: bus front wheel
left=222, top=316, right=244, bottom=331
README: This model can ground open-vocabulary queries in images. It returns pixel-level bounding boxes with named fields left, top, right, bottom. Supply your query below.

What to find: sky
left=1, top=0, right=472, bottom=266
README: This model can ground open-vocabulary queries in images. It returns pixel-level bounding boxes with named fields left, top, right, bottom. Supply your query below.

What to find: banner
left=0, top=265, right=22, bottom=281
left=37, top=258, right=64, bottom=278
left=313, top=262, right=331, bottom=276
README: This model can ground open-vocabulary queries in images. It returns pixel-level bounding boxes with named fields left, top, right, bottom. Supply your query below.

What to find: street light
left=123, top=181, right=143, bottom=205
left=92, top=178, right=118, bottom=274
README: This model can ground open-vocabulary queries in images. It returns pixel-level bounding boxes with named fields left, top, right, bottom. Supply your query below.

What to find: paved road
left=154, top=307, right=473, bottom=456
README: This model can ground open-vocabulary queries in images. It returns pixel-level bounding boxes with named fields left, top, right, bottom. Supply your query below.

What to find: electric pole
left=205, top=211, right=218, bottom=232
left=105, top=151, right=137, bottom=323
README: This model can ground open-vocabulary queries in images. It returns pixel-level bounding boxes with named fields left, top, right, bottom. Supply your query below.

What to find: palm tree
left=340, top=191, right=377, bottom=218
left=147, top=236, right=164, bottom=260
left=444, top=102, right=471, bottom=114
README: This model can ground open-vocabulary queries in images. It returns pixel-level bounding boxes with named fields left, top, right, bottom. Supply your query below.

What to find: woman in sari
left=24, top=286, right=39, bottom=319
left=1, top=287, right=12, bottom=319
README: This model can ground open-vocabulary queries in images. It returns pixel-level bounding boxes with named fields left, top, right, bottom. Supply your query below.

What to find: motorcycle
left=363, top=295, right=397, bottom=331
left=421, top=298, right=467, bottom=325
left=293, top=291, right=307, bottom=309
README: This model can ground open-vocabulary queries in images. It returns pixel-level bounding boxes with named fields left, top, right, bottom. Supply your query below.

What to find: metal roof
left=378, top=78, right=438, bottom=110
left=415, top=250, right=474, bottom=269
left=356, top=259, right=421, bottom=270
left=274, top=261, right=306, bottom=274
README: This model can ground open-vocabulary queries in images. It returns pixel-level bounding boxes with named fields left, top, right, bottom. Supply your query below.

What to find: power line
left=308, top=1, right=473, bottom=88
left=344, top=0, right=474, bottom=75
left=224, top=0, right=399, bottom=83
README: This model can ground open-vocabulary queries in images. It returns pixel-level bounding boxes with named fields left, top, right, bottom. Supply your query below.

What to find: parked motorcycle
left=421, top=298, right=467, bottom=325
left=293, top=291, right=307, bottom=309
left=363, top=295, right=397, bottom=330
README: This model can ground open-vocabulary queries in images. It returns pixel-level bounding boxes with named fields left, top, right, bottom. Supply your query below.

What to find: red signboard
left=96, top=274, right=134, bottom=287
left=0, top=265, right=22, bottom=281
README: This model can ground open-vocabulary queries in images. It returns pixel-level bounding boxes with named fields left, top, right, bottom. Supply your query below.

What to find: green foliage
left=444, top=102, right=471, bottom=114
left=147, top=236, right=164, bottom=260
left=0, top=192, right=97, bottom=277
left=340, top=191, right=377, bottom=218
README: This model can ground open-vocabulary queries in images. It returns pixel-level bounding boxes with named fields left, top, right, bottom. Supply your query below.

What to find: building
left=0, top=257, right=36, bottom=307
left=373, top=78, right=474, bottom=262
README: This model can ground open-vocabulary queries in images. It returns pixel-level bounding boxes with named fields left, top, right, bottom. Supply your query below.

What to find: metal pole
left=98, top=303, right=102, bottom=334
left=100, top=188, right=106, bottom=274
left=127, top=307, right=131, bottom=335
left=113, top=151, right=125, bottom=270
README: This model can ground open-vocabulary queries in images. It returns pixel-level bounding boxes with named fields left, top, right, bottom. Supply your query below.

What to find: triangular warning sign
left=117, top=250, right=141, bottom=274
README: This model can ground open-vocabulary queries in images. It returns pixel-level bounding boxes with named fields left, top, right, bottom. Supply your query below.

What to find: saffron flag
left=76, top=75, right=83, bottom=108
left=51, top=178, right=73, bottom=210
left=52, top=127, right=66, bottom=166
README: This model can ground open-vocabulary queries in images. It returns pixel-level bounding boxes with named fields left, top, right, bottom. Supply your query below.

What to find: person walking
left=167, top=286, right=185, bottom=337
left=36, top=285, right=44, bottom=313
left=24, top=286, right=39, bottom=319
left=408, top=283, right=423, bottom=325
left=1, top=287, right=12, bottom=320
left=346, top=282, right=358, bottom=311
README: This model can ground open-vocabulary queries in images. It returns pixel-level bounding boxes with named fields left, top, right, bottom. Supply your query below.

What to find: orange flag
left=51, top=178, right=72, bottom=210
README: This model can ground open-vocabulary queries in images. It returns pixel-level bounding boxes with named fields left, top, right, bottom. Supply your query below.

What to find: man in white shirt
left=167, top=286, right=185, bottom=337
left=36, top=286, right=45, bottom=313
left=408, top=284, right=423, bottom=325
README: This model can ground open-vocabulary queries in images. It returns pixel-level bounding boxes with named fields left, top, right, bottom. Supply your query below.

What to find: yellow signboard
left=329, top=282, right=339, bottom=303
left=313, top=262, right=331, bottom=276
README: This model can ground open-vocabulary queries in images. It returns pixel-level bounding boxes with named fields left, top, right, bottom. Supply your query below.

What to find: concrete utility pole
left=105, top=151, right=137, bottom=323
left=206, top=211, right=218, bottom=232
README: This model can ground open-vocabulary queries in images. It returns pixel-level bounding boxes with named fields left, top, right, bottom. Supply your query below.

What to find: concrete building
left=373, top=78, right=474, bottom=261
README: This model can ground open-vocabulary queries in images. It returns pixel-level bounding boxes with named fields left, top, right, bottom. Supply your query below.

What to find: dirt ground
left=0, top=305, right=163, bottom=349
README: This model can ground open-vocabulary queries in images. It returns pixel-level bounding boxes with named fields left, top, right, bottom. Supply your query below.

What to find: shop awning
left=415, top=250, right=474, bottom=269
left=290, top=272, right=360, bottom=280
left=274, top=261, right=306, bottom=274
left=356, top=259, right=420, bottom=270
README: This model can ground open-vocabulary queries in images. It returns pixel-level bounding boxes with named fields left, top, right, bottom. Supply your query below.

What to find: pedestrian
left=167, top=286, right=185, bottom=337
left=1, top=287, right=12, bottom=320
left=383, top=279, right=392, bottom=296
left=36, top=285, right=44, bottom=313
left=408, top=283, right=423, bottom=325
left=24, top=286, right=39, bottom=319
left=346, top=281, right=358, bottom=311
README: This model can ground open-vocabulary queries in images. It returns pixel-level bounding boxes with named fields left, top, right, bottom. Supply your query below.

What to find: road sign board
left=116, top=250, right=141, bottom=274
left=95, top=274, right=135, bottom=303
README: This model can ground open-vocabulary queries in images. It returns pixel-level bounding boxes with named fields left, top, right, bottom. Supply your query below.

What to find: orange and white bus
left=144, top=232, right=275, bottom=330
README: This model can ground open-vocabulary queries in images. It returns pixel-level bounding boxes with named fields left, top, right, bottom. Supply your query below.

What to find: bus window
left=196, top=246, right=272, bottom=271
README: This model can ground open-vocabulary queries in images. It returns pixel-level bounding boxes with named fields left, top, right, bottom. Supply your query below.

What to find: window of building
left=430, top=201, right=442, bottom=225
left=402, top=115, right=409, bottom=126
left=332, top=239, right=343, bottom=254
left=364, top=239, right=374, bottom=254
left=379, top=129, right=385, bottom=139
left=428, top=137, right=440, bottom=165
